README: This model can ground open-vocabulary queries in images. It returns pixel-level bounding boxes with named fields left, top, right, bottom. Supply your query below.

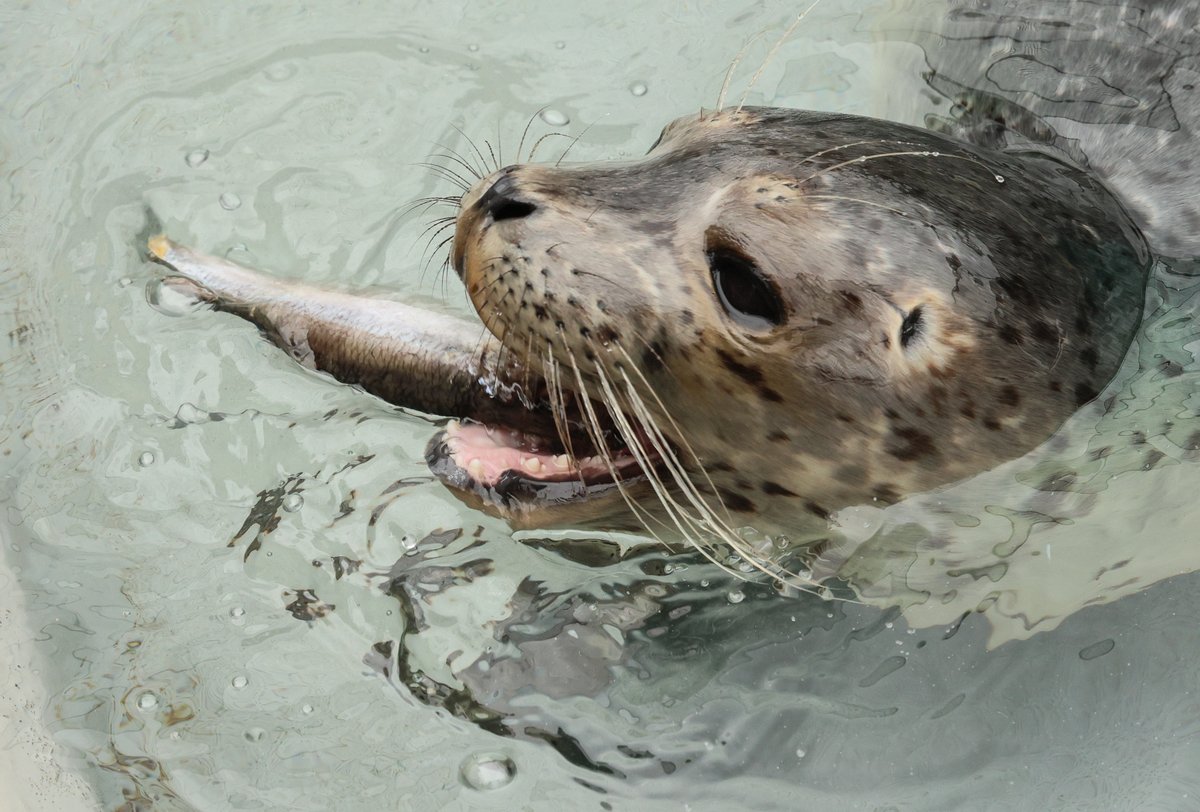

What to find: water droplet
left=994, top=174, right=1005, bottom=184
left=138, top=451, right=155, bottom=468
left=229, top=606, right=245, bottom=619
left=301, top=704, right=314, bottom=715
left=232, top=675, right=248, bottom=689
left=282, top=493, right=304, bottom=512
left=419, top=45, right=430, bottom=54
left=540, top=108, right=569, bottom=127
left=554, top=40, right=566, bottom=49
left=146, top=277, right=200, bottom=317
left=118, top=277, right=132, bottom=288
left=460, top=753, right=516, bottom=790
left=219, top=192, right=242, bottom=211
left=629, top=81, right=648, bottom=96
left=185, top=149, right=209, bottom=168
left=137, top=692, right=158, bottom=710
left=700, top=579, right=710, bottom=588
left=796, top=748, right=807, bottom=759
left=468, top=43, right=479, bottom=52
left=244, top=727, right=265, bottom=742
left=727, top=590, right=745, bottom=604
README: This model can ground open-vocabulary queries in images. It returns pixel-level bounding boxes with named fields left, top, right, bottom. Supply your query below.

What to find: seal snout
left=476, top=171, right=537, bottom=223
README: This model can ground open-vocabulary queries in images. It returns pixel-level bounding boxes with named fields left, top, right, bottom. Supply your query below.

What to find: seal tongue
left=443, top=419, right=644, bottom=486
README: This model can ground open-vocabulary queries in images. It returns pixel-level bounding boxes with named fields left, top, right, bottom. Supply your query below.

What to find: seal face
left=442, top=107, right=1149, bottom=547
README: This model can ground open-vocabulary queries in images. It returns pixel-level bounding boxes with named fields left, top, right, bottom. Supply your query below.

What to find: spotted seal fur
left=149, top=104, right=1150, bottom=575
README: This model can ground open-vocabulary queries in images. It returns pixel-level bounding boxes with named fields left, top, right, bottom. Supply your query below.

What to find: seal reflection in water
left=150, top=106, right=1150, bottom=580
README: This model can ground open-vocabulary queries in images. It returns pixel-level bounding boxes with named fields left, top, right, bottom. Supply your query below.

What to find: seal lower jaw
left=424, top=418, right=661, bottom=525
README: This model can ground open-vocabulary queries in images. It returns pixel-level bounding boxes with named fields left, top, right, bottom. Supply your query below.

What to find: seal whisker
left=517, top=106, right=550, bottom=166
left=483, top=138, right=501, bottom=174
left=592, top=364, right=751, bottom=579
left=450, top=125, right=494, bottom=181
left=735, top=0, right=824, bottom=113
left=527, top=131, right=573, bottom=164
left=414, top=161, right=473, bottom=192
left=799, top=149, right=1004, bottom=187
left=428, top=146, right=485, bottom=182
left=804, top=195, right=910, bottom=216
left=564, top=346, right=675, bottom=536
left=716, top=26, right=773, bottom=113
left=555, top=121, right=598, bottom=168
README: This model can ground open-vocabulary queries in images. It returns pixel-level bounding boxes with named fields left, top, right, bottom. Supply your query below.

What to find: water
left=1, top=1, right=1198, bottom=810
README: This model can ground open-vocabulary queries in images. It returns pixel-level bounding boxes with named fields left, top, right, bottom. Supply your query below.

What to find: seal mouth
left=423, top=384, right=663, bottom=525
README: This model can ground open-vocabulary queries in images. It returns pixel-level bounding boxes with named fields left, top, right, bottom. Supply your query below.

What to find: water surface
left=1, top=1, right=1198, bottom=809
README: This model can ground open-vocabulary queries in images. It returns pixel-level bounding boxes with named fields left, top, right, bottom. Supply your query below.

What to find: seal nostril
left=478, top=174, right=537, bottom=222
left=491, top=199, right=537, bottom=221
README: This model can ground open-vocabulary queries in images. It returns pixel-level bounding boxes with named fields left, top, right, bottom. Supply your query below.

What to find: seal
left=149, top=105, right=1150, bottom=576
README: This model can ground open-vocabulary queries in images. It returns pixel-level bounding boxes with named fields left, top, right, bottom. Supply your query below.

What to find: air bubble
left=796, top=748, right=807, bottom=759
left=245, top=728, right=265, bottom=742
left=232, top=675, right=248, bottom=689
left=629, top=81, right=648, bottom=97
left=137, top=451, right=155, bottom=468
left=539, top=108, right=570, bottom=127
left=229, top=606, right=245, bottom=619
left=554, top=40, right=566, bottom=49
left=219, top=192, right=242, bottom=211
left=137, top=692, right=158, bottom=710
left=185, top=149, right=209, bottom=168
left=727, top=590, right=745, bottom=604
left=282, top=493, right=304, bottom=512
left=468, top=43, right=479, bottom=52
left=460, top=753, right=516, bottom=790
left=118, top=277, right=132, bottom=287
left=301, top=704, right=314, bottom=715
left=994, top=174, right=1005, bottom=184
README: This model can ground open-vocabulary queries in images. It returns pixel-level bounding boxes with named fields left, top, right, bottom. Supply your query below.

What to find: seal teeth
left=467, top=458, right=486, bottom=480
left=552, top=454, right=571, bottom=470
left=523, top=457, right=544, bottom=474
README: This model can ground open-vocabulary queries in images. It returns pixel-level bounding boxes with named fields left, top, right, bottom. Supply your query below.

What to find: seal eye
left=900, top=306, right=923, bottom=348
left=707, top=247, right=784, bottom=330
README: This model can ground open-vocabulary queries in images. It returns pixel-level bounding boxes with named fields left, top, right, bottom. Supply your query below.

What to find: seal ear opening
left=704, top=229, right=785, bottom=330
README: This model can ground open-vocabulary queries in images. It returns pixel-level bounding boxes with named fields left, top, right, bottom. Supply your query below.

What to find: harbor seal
left=149, top=105, right=1150, bottom=575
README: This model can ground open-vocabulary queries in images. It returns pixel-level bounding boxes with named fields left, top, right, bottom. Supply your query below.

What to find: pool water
left=1, top=1, right=1198, bottom=810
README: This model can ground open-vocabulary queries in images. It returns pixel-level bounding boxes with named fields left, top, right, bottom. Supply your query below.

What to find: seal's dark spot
left=998, top=324, right=1023, bottom=345
left=1049, top=381, right=1062, bottom=392
left=715, top=348, right=765, bottom=384
left=762, top=480, right=798, bottom=496
left=711, top=461, right=735, bottom=473
left=1031, top=320, right=1057, bottom=343
left=1075, top=312, right=1091, bottom=334
left=838, top=291, right=863, bottom=313
left=767, top=430, right=791, bottom=442
left=998, top=385, right=1020, bottom=407
left=680, top=309, right=694, bottom=325
left=1073, top=382, right=1099, bottom=406
left=719, top=490, right=756, bottom=513
left=872, top=484, right=901, bottom=504
left=760, top=386, right=784, bottom=402
left=1080, top=347, right=1099, bottom=370
left=805, top=501, right=830, bottom=520
left=597, top=326, right=620, bottom=344
left=834, top=465, right=865, bottom=485
left=983, top=417, right=1002, bottom=431
left=960, top=401, right=976, bottom=419
left=1158, top=359, right=1183, bottom=378
left=946, top=253, right=962, bottom=270
left=1184, top=431, right=1200, bottom=451
left=887, top=427, right=937, bottom=461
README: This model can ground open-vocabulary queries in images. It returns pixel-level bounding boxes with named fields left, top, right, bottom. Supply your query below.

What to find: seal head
left=442, top=107, right=1149, bottom=546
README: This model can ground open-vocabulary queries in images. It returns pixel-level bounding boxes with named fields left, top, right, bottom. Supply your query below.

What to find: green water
left=2, top=1, right=1199, bottom=810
